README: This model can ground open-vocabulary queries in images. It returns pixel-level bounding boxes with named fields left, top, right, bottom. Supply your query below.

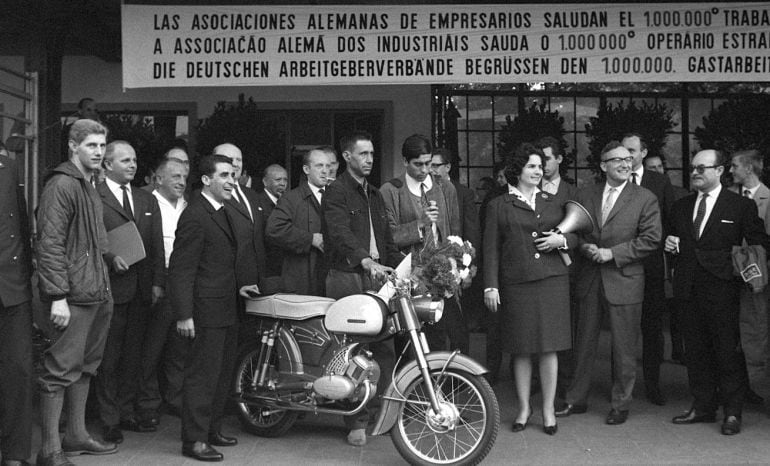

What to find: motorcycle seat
left=245, top=293, right=336, bottom=320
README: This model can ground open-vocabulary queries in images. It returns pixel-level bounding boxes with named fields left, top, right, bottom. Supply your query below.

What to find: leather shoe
left=746, top=388, right=764, bottom=405
left=103, top=425, right=124, bottom=444
left=555, top=402, right=587, bottom=417
left=208, top=431, right=238, bottom=447
left=645, top=385, right=667, bottom=406
left=182, top=441, right=223, bottom=462
left=721, top=415, right=741, bottom=435
left=511, top=410, right=533, bottom=432
left=672, top=409, right=717, bottom=424
left=120, top=415, right=157, bottom=432
left=139, top=411, right=160, bottom=427
left=61, top=436, right=118, bottom=456
left=35, top=451, right=74, bottom=466
left=605, top=409, right=629, bottom=425
left=543, top=423, right=558, bottom=435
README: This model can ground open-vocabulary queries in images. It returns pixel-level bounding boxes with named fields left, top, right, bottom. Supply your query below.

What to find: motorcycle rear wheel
left=390, top=369, right=499, bottom=466
left=233, top=343, right=299, bottom=437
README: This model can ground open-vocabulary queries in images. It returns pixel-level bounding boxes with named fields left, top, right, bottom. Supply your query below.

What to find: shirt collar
left=201, top=191, right=224, bottom=210
left=153, top=189, right=186, bottom=210
left=743, top=183, right=760, bottom=198
left=264, top=189, right=279, bottom=205
left=508, top=184, right=540, bottom=208
left=604, top=180, right=628, bottom=194
left=308, top=181, right=324, bottom=196
left=698, top=182, right=722, bottom=198
left=105, top=176, right=130, bottom=193
left=633, top=166, right=644, bottom=181
left=405, top=173, right=433, bottom=196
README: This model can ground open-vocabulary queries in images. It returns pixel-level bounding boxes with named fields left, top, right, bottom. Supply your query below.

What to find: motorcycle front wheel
left=391, top=370, right=499, bottom=466
left=232, top=343, right=299, bottom=437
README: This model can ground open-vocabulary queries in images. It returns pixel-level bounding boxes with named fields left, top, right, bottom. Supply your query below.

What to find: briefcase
left=732, top=244, right=768, bottom=293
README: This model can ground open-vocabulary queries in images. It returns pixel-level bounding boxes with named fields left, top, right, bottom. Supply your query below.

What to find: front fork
left=397, top=295, right=444, bottom=414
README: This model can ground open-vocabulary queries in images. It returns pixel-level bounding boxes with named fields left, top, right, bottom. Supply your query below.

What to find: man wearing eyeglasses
left=557, top=141, right=661, bottom=426
left=666, top=149, right=769, bottom=436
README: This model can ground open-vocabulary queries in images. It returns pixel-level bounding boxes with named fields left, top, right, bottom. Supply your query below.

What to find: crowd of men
left=1, top=115, right=770, bottom=465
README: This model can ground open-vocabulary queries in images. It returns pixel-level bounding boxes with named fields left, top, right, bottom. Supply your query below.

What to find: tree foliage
left=101, top=113, right=176, bottom=185
left=497, top=102, right=574, bottom=179
left=196, top=94, right=285, bottom=183
left=694, top=96, right=770, bottom=162
left=584, top=100, right=675, bottom=177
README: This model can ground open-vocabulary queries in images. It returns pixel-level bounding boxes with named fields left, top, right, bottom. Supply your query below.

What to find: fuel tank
left=324, top=293, right=388, bottom=336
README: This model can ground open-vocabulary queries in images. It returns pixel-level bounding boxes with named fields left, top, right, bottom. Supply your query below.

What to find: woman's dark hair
left=505, top=143, right=544, bottom=186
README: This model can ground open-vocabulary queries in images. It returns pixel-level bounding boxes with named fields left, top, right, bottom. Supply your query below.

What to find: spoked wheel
left=391, top=370, right=499, bottom=466
left=232, top=343, right=298, bottom=437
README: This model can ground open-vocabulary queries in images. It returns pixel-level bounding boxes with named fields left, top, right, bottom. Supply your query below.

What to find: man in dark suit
left=322, top=130, right=401, bottom=447
left=95, top=141, right=164, bottom=443
left=557, top=142, right=661, bottom=425
left=266, top=148, right=330, bottom=296
left=255, top=164, right=288, bottom=280
left=622, top=133, right=675, bottom=406
left=0, top=147, right=34, bottom=466
left=214, top=143, right=269, bottom=295
left=667, top=149, right=768, bottom=436
left=170, top=154, right=259, bottom=461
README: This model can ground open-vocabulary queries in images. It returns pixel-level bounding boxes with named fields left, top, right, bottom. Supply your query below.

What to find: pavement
left=25, top=330, right=770, bottom=465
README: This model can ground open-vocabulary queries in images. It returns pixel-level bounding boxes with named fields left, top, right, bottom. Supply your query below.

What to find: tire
left=390, top=370, right=499, bottom=466
left=232, top=343, right=298, bottom=437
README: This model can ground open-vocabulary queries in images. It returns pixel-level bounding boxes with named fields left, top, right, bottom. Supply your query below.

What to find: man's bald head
left=214, top=143, right=243, bottom=179
left=263, top=164, right=288, bottom=198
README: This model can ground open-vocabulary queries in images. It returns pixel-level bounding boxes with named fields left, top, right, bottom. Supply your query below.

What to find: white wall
left=61, top=55, right=432, bottom=179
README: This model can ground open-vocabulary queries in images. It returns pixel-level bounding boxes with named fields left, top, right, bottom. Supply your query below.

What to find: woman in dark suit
left=483, top=143, right=575, bottom=435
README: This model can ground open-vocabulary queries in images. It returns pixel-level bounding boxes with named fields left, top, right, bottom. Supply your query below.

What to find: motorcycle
left=233, top=285, right=500, bottom=465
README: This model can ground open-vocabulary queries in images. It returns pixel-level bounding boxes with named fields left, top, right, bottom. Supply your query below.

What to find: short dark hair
left=199, top=154, right=232, bottom=178
left=432, top=147, right=453, bottom=164
left=622, top=132, right=647, bottom=152
left=68, top=119, right=108, bottom=146
left=600, top=141, right=625, bottom=160
left=536, top=136, right=562, bottom=156
left=505, top=143, right=544, bottom=185
left=339, top=131, right=373, bottom=154
left=401, top=134, right=432, bottom=162
left=732, top=149, right=763, bottom=175
left=77, top=97, right=94, bottom=110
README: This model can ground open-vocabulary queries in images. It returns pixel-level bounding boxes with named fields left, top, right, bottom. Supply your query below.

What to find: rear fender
left=368, top=351, right=488, bottom=436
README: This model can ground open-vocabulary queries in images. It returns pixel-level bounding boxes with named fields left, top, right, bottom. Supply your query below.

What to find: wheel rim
left=235, top=348, right=289, bottom=428
left=397, top=372, right=488, bottom=464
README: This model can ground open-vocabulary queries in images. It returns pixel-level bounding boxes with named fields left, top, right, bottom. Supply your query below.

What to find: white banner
left=121, top=3, right=770, bottom=87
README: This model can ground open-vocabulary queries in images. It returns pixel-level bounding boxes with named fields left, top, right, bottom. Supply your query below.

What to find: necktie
left=318, top=188, right=324, bottom=205
left=121, top=185, right=134, bottom=220
left=693, top=193, right=708, bottom=239
left=743, top=189, right=752, bottom=199
left=601, top=187, right=616, bottom=226
left=631, top=173, right=639, bottom=185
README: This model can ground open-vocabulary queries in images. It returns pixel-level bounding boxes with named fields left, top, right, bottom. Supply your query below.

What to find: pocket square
left=144, top=212, right=152, bottom=216
left=721, top=219, right=734, bottom=224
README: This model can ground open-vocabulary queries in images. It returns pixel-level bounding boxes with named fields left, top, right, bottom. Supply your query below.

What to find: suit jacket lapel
left=226, top=196, right=252, bottom=224
left=202, top=197, right=234, bottom=243
left=97, top=182, right=132, bottom=222
left=699, top=190, right=729, bottom=240
left=603, top=183, right=632, bottom=227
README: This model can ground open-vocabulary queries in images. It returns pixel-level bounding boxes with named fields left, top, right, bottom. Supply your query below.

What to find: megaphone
left=550, top=200, right=596, bottom=266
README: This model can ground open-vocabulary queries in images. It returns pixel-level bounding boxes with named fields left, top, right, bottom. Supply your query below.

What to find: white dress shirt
left=201, top=191, right=224, bottom=211
left=232, top=183, right=254, bottom=221
left=308, top=182, right=324, bottom=205
left=152, top=190, right=187, bottom=268
left=105, top=177, right=134, bottom=213
left=693, top=183, right=722, bottom=238
left=542, top=176, right=561, bottom=195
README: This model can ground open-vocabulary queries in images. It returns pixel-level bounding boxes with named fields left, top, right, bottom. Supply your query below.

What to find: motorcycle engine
left=313, top=344, right=381, bottom=401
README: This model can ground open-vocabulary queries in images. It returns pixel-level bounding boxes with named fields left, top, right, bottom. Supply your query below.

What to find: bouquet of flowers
left=409, top=235, right=477, bottom=298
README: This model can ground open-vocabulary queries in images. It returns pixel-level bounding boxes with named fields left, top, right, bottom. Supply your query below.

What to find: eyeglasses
left=601, top=156, right=633, bottom=165
left=691, top=165, right=719, bottom=174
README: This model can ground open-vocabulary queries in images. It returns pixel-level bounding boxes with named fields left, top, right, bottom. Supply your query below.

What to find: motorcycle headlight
left=412, top=296, right=444, bottom=323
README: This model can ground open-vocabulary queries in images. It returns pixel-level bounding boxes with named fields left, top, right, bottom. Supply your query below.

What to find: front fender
left=368, top=351, right=488, bottom=436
